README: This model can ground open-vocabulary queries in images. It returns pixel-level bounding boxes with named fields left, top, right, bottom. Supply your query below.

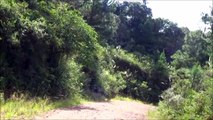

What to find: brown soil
left=34, top=100, right=156, bottom=120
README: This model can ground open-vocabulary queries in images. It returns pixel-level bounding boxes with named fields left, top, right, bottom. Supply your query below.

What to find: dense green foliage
left=157, top=10, right=213, bottom=119
left=0, top=0, right=212, bottom=119
left=0, top=0, right=98, bottom=99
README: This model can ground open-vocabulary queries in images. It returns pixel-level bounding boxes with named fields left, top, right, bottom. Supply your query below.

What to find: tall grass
left=147, top=108, right=163, bottom=120
left=111, top=95, right=144, bottom=103
left=0, top=94, right=87, bottom=119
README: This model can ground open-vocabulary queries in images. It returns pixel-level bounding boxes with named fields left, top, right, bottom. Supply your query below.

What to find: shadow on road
left=59, top=105, right=98, bottom=111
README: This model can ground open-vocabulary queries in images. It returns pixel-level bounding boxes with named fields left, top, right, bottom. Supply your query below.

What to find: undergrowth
left=111, top=95, right=145, bottom=104
left=0, top=94, right=87, bottom=119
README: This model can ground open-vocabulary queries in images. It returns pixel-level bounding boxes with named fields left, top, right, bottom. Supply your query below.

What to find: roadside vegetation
left=1, top=94, right=88, bottom=119
left=0, top=0, right=212, bottom=119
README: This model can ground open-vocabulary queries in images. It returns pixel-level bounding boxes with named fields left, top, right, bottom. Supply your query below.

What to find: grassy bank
left=148, top=108, right=162, bottom=120
left=0, top=94, right=87, bottom=119
left=111, top=96, right=143, bottom=103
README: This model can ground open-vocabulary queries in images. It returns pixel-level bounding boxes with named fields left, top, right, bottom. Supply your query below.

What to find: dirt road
left=35, top=100, right=156, bottom=120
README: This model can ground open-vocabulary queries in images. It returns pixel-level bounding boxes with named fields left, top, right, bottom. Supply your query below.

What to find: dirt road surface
left=34, top=100, right=156, bottom=120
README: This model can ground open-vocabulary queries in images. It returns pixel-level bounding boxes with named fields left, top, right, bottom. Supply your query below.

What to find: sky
left=118, top=0, right=212, bottom=31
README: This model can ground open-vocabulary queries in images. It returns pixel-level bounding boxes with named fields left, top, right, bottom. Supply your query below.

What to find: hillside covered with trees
left=0, top=0, right=212, bottom=119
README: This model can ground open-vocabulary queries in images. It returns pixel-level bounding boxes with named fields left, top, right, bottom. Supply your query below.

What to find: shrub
left=158, top=65, right=213, bottom=120
left=0, top=0, right=98, bottom=99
